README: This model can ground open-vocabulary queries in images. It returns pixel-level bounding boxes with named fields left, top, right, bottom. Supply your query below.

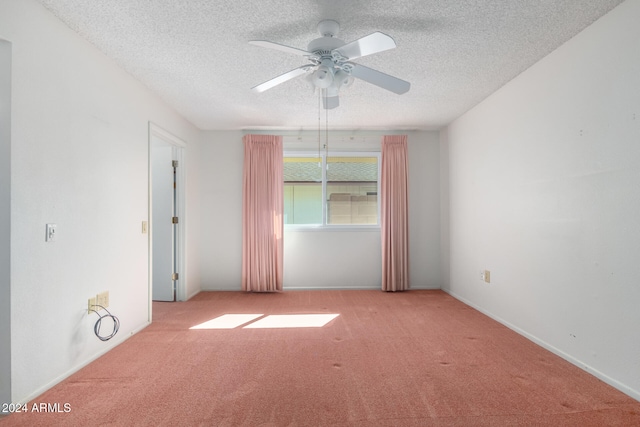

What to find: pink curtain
left=242, top=134, right=284, bottom=292
left=380, top=135, right=410, bottom=291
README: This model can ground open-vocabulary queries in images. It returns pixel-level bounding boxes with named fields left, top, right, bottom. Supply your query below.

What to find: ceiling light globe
left=333, top=70, right=353, bottom=89
left=312, top=66, right=334, bottom=89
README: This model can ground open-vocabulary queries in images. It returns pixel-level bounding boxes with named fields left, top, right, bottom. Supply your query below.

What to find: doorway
left=149, top=123, right=186, bottom=306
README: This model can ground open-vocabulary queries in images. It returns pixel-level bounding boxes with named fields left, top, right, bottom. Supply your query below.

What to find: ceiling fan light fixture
left=311, top=65, right=334, bottom=88
left=333, top=69, right=354, bottom=89
left=325, top=85, right=339, bottom=98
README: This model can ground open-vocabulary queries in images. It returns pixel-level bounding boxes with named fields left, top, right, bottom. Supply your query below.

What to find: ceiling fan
left=249, top=20, right=410, bottom=109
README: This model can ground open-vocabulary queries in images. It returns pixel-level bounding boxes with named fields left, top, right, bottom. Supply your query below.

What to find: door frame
left=148, top=123, right=187, bottom=319
left=0, top=38, right=12, bottom=409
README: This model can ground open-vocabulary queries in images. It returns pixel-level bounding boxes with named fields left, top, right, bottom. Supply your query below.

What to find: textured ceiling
left=37, top=0, right=624, bottom=131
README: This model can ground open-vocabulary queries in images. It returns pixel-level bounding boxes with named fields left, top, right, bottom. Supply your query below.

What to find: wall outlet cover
left=45, top=223, right=57, bottom=242
left=88, top=297, right=96, bottom=314
left=96, top=291, right=109, bottom=308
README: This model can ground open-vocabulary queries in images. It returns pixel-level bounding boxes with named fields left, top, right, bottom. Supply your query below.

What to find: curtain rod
left=242, top=129, right=417, bottom=138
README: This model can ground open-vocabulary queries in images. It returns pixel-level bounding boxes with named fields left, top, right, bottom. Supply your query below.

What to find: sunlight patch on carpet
left=190, top=314, right=264, bottom=329
left=243, top=314, right=340, bottom=329
left=190, top=313, right=340, bottom=329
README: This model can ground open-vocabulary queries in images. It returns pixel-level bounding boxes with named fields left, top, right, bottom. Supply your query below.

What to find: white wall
left=1, top=0, right=201, bottom=404
left=407, top=131, right=441, bottom=289
left=439, top=130, right=450, bottom=291
left=0, top=39, right=11, bottom=409
left=284, top=229, right=382, bottom=289
left=199, top=131, right=244, bottom=290
left=443, top=0, right=640, bottom=399
left=198, top=130, right=441, bottom=290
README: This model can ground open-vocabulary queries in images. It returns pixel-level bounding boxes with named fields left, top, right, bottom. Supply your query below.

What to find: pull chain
left=318, top=89, right=321, bottom=163
left=325, top=98, right=329, bottom=157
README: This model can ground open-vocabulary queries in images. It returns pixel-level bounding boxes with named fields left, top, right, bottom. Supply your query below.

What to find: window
left=284, top=152, right=380, bottom=227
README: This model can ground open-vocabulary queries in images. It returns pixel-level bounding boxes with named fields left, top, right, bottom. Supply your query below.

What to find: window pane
left=326, top=156, right=378, bottom=225
left=284, top=157, right=322, bottom=225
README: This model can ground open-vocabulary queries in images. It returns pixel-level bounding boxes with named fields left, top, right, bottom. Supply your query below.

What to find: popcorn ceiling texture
left=36, top=0, right=624, bottom=130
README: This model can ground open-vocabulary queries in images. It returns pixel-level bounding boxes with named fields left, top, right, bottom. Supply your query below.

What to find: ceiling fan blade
left=251, top=66, right=312, bottom=93
left=334, top=32, right=396, bottom=60
left=322, top=92, right=339, bottom=109
left=349, top=64, right=410, bottom=94
left=249, top=40, right=312, bottom=57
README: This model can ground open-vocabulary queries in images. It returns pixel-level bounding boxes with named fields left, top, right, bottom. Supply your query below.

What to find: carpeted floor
left=2, top=290, right=639, bottom=426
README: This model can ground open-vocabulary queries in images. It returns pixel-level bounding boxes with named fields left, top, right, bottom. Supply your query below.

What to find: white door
left=151, top=139, right=175, bottom=301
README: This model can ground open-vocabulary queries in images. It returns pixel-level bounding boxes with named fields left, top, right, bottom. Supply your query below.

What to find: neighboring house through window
left=284, top=152, right=380, bottom=227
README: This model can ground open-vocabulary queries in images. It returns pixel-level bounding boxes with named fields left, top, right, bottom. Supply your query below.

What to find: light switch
left=46, top=223, right=56, bottom=242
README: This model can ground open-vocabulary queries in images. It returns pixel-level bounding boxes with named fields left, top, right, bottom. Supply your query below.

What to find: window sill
left=284, top=225, right=381, bottom=232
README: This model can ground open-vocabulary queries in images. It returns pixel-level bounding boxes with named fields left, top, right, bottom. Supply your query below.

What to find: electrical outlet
left=479, top=270, right=485, bottom=281
left=484, top=270, right=491, bottom=283
left=88, top=297, right=96, bottom=314
left=96, top=291, right=109, bottom=309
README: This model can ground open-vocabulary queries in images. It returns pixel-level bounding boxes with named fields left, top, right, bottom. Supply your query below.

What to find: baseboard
left=284, top=284, right=441, bottom=291
left=200, top=285, right=241, bottom=291
left=14, top=321, right=151, bottom=406
left=442, top=289, right=640, bottom=402
left=284, top=285, right=380, bottom=291
left=199, top=285, right=441, bottom=292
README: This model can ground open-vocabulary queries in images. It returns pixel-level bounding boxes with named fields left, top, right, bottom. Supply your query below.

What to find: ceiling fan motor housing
left=307, top=36, right=344, bottom=58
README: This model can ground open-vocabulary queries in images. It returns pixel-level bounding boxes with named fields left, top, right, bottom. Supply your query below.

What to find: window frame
left=284, top=151, right=381, bottom=230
